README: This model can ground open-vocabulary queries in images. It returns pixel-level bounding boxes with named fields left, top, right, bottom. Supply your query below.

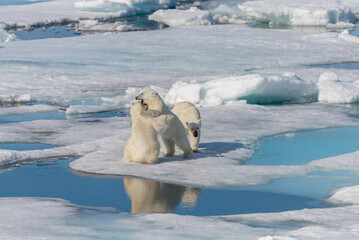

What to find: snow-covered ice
left=324, top=185, right=359, bottom=206
left=238, top=0, right=356, bottom=26
left=318, top=71, right=359, bottom=104
left=0, top=103, right=358, bottom=188
left=148, top=7, right=212, bottom=27
left=0, top=25, right=359, bottom=105
left=2, top=195, right=359, bottom=239
left=165, top=73, right=319, bottom=105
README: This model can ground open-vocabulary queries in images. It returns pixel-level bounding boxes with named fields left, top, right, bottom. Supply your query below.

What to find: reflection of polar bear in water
left=136, top=89, right=192, bottom=158
left=124, top=178, right=184, bottom=213
left=172, top=101, right=201, bottom=153
left=124, top=177, right=201, bottom=213
left=123, top=102, right=163, bottom=164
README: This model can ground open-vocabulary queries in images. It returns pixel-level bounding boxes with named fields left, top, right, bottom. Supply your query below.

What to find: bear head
left=186, top=119, right=202, bottom=137
left=135, top=89, right=162, bottom=110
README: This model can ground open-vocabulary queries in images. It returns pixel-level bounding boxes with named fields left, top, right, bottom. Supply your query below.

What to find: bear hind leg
left=162, top=137, right=175, bottom=157
left=174, top=136, right=192, bottom=158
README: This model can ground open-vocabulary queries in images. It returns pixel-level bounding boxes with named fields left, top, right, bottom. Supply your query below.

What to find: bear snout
left=193, top=130, right=198, bottom=138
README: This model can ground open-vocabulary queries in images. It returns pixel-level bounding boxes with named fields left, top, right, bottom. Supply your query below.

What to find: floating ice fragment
left=338, top=29, right=359, bottom=43
left=238, top=0, right=356, bottom=26
left=0, top=105, right=58, bottom=116
left=0, top=94, right=31, bottom=103
left=326, top=22, right=355, bottom=29
left=165, top=73, right=318, bottom=106
left=0, top=28, right=16, bottom=42
left=148, top=8, right=212, bottom=27
left=318, top=71, right=359, bottom=104
left=65, top=105, right=119, bottom=115
left=324, top=185, right=359, bottom=206
left=210, top=2, right=247, bottom=25
left=75, top=0, right=178, bottom=15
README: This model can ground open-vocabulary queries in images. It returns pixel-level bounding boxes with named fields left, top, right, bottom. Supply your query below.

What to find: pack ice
left=238, top=0, right=357, bottom=26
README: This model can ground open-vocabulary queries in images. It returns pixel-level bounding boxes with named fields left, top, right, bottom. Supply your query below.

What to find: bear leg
left=174, top=136, right=192, bottom=158
left=189, top=135, right=200, bottom=153
left=162, top=137, right=175, bottom=157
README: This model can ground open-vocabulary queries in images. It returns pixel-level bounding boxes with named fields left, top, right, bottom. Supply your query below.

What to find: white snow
left=76, top=19, right=135, bottom=32
left=148, top=8, right=212, bottom=27
left=209, top=1, right=247, bottom=25
left=238, top=0, right=356, bottom=26
left=0, top=28, right=16, bottom=42
left=0, top=197, right=275, bottom=240
left=324, top=185, right=359, bottom=206
left=223, top=205, right=359, bottom=240
left=0, top=104, right=58, bottom=116
left=75, top=0, right=178, bottom=14
left=318, top=71, right=359, bottom=104
left=0, top=25, right=359, bottom=105
left=0, top=93, right=31, bottom=103
left=326, top=22, right=355, bottom=29
left=0, top=0, right=175, bottom=29
left=2, top=196, right=359, bottom=239
left=165, top=73, right=318, bottom=106
left=338, top=29, right=359, bottom=43
left=65, top=104, right=118, bottom=115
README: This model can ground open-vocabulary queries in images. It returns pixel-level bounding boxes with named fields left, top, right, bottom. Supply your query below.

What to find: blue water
left=13, top=27, right=79, bottom=41
left=313, top=62, right=359, bottom=70
left=249, top=127, right=359, bottom=166
left=0, top=110, right=126, bottom=124
left=0, top=111, right=65, bottom=124
left=0, top=0, right=51, bottom=6
left=350, top=26, right=359, bottom=37
left=0, top=143, right=53, bottom=151
left=0, top=158, right=319, bottom=216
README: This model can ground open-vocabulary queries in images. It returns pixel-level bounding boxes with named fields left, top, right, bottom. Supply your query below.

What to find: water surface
left=0, top=0, right=51, bottom=6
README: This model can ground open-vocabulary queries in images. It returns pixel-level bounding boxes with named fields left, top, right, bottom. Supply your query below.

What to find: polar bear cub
left=172, top=101, right=201, bottom=153
left=123, top=102, right=160, bottom=164
left=136, top=89, right=192, bottom=158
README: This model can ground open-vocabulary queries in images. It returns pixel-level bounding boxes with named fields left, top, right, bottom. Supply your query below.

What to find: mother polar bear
left=135, top=89, right=192, bottom=158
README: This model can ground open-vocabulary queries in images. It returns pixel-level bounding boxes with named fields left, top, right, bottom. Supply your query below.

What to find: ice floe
left=75, top=0, right=178, bottom=15
left=324, top=185, right=359, bottom=206
left=2, top=196, right=359, bottom=239
left=148, top=7, right=212, bottom=27
left=0, top=28, right=16, bottom=42
left=1, top=101, right=357, bottom=187
left=318, top=71, right=359, bottom=104
left=0, top=104, right=58, bottom=116
left=0, top=25, right=358, bottom=105
left=165, top=73, right=318, bottom=105
left=238, top=0, right=356, bottom=26
left=0, top=197, right=276, bottom=240
left=223, top=205, right=359, bottom=240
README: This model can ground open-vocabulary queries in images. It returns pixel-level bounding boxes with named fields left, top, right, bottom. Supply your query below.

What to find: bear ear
left=198, top=119, right=202, bottom=124
left=186, top=122, right=189, bottom=126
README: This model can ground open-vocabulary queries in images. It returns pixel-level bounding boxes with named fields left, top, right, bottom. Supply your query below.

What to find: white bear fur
left=136, top=89, right=192, bottom=158
left=172, top=101, right=201, bottom=153
left=123, top=102, right=160, bottom=164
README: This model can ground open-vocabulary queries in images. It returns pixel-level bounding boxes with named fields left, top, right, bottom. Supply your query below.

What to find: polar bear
left=135, top=89, right=192, bottom=158
left=172, top=101, right=201, bottom=153
left=123, top=102, right=160, bottom=164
